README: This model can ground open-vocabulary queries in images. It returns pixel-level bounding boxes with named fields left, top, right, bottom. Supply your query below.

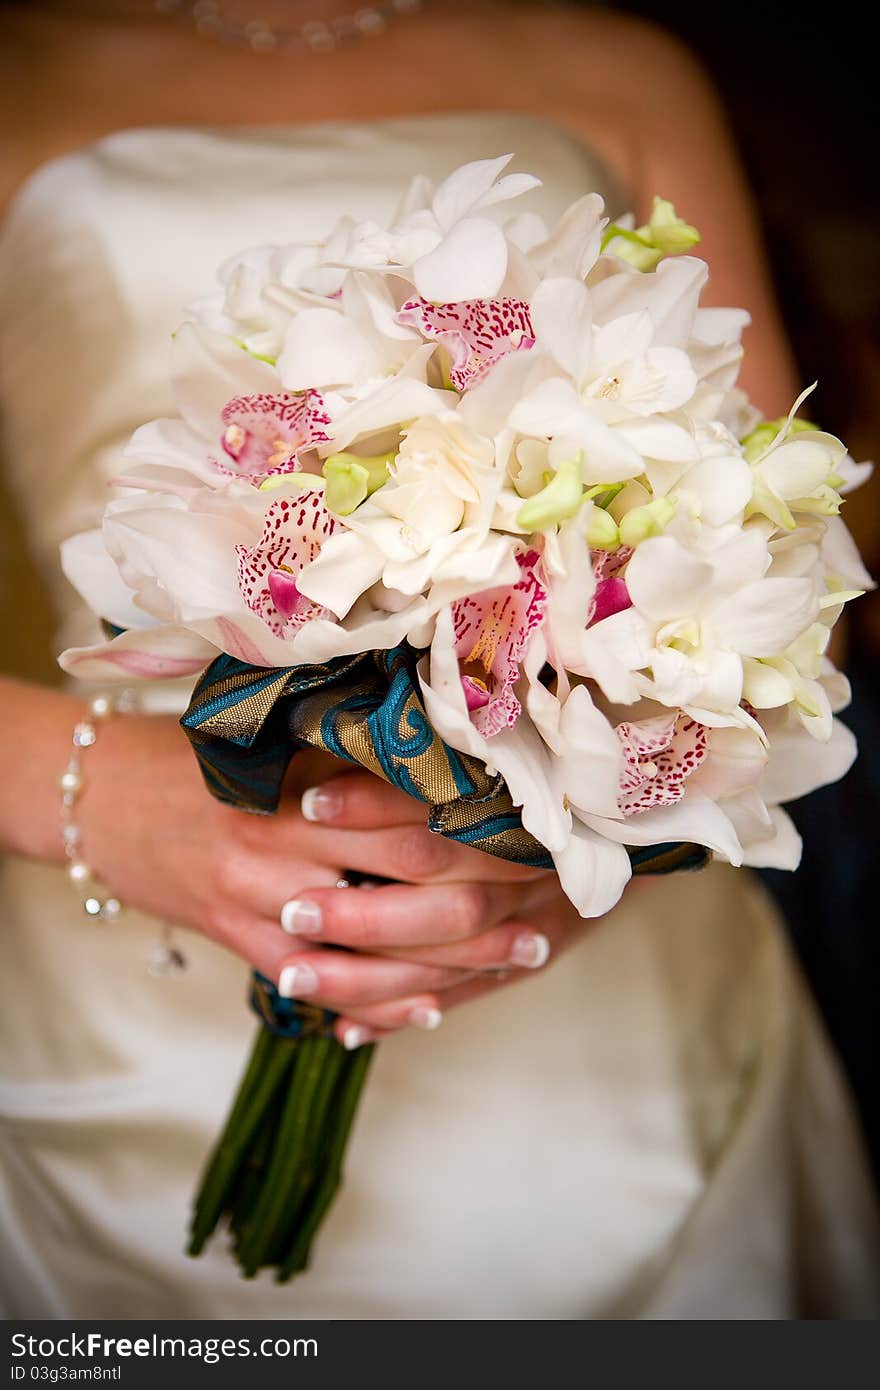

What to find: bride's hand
left=81, top=715, right=554, bottom=1033
left=261, top=771, right=603, bottom=1047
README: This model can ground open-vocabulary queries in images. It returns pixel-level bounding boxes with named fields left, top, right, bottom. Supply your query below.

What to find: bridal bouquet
left=60, top=156, right=871, bottom=1280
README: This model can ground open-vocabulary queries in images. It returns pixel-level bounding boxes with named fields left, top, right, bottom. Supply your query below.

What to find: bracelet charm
left=59, top=690, right=136, bottom=921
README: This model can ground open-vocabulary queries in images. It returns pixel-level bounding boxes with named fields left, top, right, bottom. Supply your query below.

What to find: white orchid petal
left=60, top=529, right=152, bottom=630
left=277, top=307, right=377, bottom=391
left=430, top=155, right=515, bottom=229
left=326, top=367, right=452, bottom=453
left=625, top=536, right=713, bottom=621
left=530, top=193, right=606, bottom=280
left=475, top=171, right=542, bottom=210
left=713, top=577, right=818, bottom=657
left=296, top=530, right=385, bottom=618
left=123, top=418, right=220, bottom=486
left=584, top=791, right=743, bottom=864
left=742, top=658, right=793, bottom=708
left=529, top=277, right=592, bottom=384
left=678, top=453, right=753, bottom=526
left=761, top=715, right=857, bottom=804
left=172, top=322, right=278, bottom=440
left=486, top=719, right=572, bottom=852
left=822, top=516, right=876, bottom=591
left=413, top=218, right=509, bottom=302
left=59, top=623, right=216, bottom=682
left=103, top=501, right=249, bottom=622
left=615, top=417, right=698, bottom=463
left=739, top=806, right=802, bottom=869
left=552, top=822, right=632, bottom=918
left=688, top=726, right=767, bottom=800
left=591, top=257, right=708, bottom=347
left=759, top=438, right=834, bottom=498
left=576, top=608, right=650, bottom=704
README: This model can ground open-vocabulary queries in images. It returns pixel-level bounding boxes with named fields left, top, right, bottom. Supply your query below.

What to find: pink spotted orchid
left=396, top=297, right=535, bottom=391
left=452, top=550, right=547, bottom=737
left=615, top=713, right=708, bottom=816
left=218, top=391, right=331, bottom=485
left=235, top=492, right=337, bottom=638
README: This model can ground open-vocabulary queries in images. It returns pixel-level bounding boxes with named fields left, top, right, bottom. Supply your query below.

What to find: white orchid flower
left=328, top=155, right=542, bottom=301
left=498, top=278, right=699, bottom=501
left=277, top=272, right=423, bottom=395
left=625, top=530, right=820, bottom=720
left=657, top=422, right=753, bottom=537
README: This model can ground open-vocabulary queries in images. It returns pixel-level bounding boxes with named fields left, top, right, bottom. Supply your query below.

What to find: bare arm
left=0, top=677, right=88, bottom=863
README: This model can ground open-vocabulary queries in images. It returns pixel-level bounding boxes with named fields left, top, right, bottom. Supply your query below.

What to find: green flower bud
left=585, top=504, right=620, bottom=551
left=741, top=415, right=817, bottom=464
left=322, top=450, right=394, bottom=516
left=601, top=199, right=699, bottom=272
left=516, top=454, right=585, bottom=531
left=601, top=226, right=662, bottom=272
left=644, top=198, right=700, bottom=255
left=323, top=458, right=369, bottom=516
left=618, top=496, right=677, bottom=548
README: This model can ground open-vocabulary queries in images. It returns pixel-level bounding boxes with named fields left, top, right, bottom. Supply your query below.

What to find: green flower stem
left=188, top=1030, right=297, bottom=1255
left=228, top=1085, right=286, bottom=1240
left=190, top=1025, right=275, bottom=1243
left=277, top=1043, right=376, bottom=1281
left=237, top=1032, right=336, bottom=1276
left=267, top=1037, right=348, bottom=1263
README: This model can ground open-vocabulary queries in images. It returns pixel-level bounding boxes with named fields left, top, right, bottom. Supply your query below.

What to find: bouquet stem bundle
left=189, top=1024, right=375, bottom=1280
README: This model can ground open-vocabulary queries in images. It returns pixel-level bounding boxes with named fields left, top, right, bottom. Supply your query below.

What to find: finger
left=210, top=907, right=474, bottom=1009
left=332, top=1022, right=394, bottom=1050
left=332, top=993, right=444, bottom=1045
left=370, top=919, right=556, bottom=972
left=300, top=772, right=430, bottom=831
left=277, top=880, right=533, bottom=949
left=334, top=960, right=543, bottom=1037
left=416, top=970, right=534, bottom=1013
left=273, top=948, right=472, bottom=1011
left=295, top=820, right=550, bottom=886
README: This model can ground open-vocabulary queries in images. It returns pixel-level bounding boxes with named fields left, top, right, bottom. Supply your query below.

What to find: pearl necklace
left=154, top=0, right=425, bottom=53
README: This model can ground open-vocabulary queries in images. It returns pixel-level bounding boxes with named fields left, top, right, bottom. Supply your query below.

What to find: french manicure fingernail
left=280, top=899, right=323, bottom=935
left=509, top=932, right=550, bottom=969
left=343, top=1025, right=370, bottom=1051
left=278, top=963, right=319, bottom=998
left=301, top=785, right=343, bottom=823
left=409, top=1006, right=443, bottom=1031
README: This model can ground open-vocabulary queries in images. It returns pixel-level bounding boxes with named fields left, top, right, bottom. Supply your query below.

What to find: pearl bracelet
left=60, top=690, right=137, bottom=920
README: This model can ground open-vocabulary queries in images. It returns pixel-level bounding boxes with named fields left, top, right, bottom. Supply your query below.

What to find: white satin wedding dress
left=1, top=113, right=878, bottom=1320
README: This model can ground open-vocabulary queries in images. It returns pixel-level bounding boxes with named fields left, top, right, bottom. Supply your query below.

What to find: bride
left=0, top=0, right=877, bottom=1319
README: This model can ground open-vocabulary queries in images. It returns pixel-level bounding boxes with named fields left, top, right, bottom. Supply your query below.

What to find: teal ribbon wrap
left=181, top=642, right=709, bottom=877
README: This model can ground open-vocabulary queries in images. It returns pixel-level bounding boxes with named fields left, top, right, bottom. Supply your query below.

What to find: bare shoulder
left=458, top=7, right=726, bottom=194
left=496, top=6, right=719, bottom=102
